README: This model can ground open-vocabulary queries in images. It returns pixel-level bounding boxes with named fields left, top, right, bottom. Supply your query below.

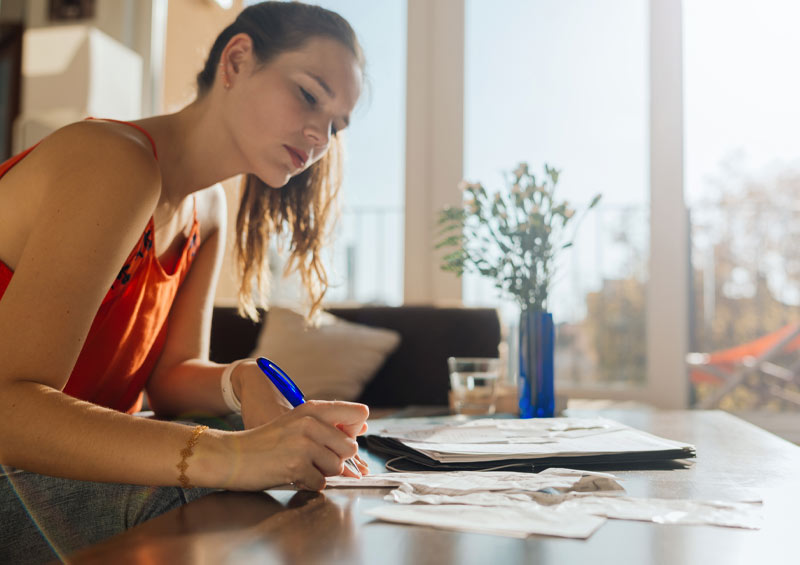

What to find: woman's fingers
left=312, top=445, right=345, bottom=478
left=235, top=400, right=369, bottom=491
left=338, top=453, right=368, bottom=477
left=293, top=415, right=358, bottom=461
left=354, top=453, right=369, bottom=474
left=296, top=400, right=369, bottom=438
left=340, top=464, right=359, bottom=479
left=278, top=436, right=337, bottom=491
left=282, top=415, right=358, bottom=483
left=337, top=421, right=369, bottom=438
left=293, top=467, right=326, bottom=492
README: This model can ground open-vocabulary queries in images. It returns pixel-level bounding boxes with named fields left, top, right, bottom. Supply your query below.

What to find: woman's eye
left=331, top=125, right=339, bottom=136
left=300, top=87, right=316, bottom=106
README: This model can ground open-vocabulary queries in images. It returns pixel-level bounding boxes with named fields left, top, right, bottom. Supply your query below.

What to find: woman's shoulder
left=20, top=120, right=162, bottom=208
left=0, top=121, right=163, bottom=272
left=43, top=120, right=160, bottom=177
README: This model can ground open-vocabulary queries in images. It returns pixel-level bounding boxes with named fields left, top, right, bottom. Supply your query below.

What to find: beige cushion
left=250, top=306, right=401, bottom=401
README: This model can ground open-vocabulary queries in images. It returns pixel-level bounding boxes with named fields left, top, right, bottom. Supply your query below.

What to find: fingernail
left=345, top=459, right=362, bottom=478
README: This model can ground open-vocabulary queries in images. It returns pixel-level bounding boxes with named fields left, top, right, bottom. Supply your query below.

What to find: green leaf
left=437, top=163, right=601, bottom=308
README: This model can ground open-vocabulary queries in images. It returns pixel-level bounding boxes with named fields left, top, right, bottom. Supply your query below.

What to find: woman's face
left=224, top=35, right=362, bottom=188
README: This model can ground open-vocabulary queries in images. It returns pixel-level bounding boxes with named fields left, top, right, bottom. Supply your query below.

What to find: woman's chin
left=254, top=171, right=291, bottom=189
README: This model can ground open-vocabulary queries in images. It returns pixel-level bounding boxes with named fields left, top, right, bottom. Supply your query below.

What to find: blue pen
left=256, top=357, right=362, bottom=478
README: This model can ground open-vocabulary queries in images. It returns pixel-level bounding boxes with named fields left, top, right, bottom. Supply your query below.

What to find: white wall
left=21, top=0, right=165, bottom=116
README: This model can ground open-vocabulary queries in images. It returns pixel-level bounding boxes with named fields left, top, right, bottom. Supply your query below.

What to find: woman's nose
left=304, top=120, right=331, bottom=148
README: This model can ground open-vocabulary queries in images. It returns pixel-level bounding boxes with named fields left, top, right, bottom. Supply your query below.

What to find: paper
left=557, top=494, right=763, bottom=529
left=333, top=468, right=615, bottom=539
left=374, top=424, right=512, bottom=445
left=370, top=417, right=614, bottom=445
left=367, top=416, right=696, bottom=464
left=338, top=418, right=752, bottom=539
left=329, top=468, right=762, bottom=537
left=401, top=427, right=693, bottom=461
left=327, top=467, right=623, bottom=494
left=365, top=503, right=606, bottom=539
left=385, top=489, right=762, bottom=530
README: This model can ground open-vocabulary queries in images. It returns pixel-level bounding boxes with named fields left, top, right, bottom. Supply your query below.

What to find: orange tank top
left=0, top=119, right=201, bottom=413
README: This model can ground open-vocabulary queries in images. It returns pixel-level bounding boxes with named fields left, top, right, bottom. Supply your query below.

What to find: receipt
left=366, top=503, right=606, bottom=539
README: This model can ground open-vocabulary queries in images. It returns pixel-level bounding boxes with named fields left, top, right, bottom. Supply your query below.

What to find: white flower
left=513, top=163, right=529, bottom=178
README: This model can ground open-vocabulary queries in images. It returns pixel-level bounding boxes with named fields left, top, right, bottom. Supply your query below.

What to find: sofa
left=209, top=305, right=502, bottom=407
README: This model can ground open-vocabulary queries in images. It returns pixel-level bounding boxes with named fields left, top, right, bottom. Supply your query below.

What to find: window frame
left=403, top=0, right=689, bottom=408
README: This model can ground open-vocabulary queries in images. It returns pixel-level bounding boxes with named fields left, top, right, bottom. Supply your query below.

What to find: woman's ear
left=220, top=33, right=254, bottom=87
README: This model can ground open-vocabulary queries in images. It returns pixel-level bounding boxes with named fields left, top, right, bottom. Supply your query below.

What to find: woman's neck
left=137, top=97, right=246, bottom=211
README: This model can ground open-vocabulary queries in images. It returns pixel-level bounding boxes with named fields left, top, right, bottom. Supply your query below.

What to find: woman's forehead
left=273, top=37, right=362, bottom=102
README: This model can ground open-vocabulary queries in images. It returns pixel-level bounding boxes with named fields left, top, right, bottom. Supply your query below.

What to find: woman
left=0, top=2, right=369, bottom=560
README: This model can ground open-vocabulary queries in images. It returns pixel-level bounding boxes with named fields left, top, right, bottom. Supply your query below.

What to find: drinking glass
left=447, top=357, right=500, bottom=415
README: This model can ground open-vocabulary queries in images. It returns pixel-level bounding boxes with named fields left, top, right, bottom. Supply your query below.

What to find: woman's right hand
left=209, top=400, right=369, bottom=492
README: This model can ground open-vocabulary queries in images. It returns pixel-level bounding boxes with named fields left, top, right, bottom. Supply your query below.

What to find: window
left=684, top=0, right=800, bottom=410
left=303, top=0, right=407, bottom=305
left=241, top=1, right=693, bottom=407
left=463, top=0, right=650, bottom=389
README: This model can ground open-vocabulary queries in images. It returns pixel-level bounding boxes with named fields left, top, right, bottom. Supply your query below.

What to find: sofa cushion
left=249, top=306, right=401, bottom=401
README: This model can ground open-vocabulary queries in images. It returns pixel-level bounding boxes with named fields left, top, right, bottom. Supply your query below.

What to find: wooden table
left=69, top=409, right=800, bottom=564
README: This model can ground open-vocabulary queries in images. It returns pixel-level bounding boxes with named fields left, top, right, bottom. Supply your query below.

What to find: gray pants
left=0, top=469, right=215, bottom=563
left=0, top=413, right=242, bottom=564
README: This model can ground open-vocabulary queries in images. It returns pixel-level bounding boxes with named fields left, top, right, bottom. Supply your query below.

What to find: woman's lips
left=284, top=145, right=308, bottom=169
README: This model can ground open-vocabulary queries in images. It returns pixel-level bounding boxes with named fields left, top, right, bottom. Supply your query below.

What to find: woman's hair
left=196, top=1, right=364, bottom=322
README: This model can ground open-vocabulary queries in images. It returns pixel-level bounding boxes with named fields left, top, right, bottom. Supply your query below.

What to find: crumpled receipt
left=365, top=502, right=606, bottom=539
left=386, top=488, right=762, bottom=530
left=327, top=468, right=762, bottom=538
left=558, top=494, right=762, bottom=529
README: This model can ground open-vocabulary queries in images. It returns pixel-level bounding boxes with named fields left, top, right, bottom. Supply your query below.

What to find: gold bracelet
left=177, top=425, right=209, bottom=489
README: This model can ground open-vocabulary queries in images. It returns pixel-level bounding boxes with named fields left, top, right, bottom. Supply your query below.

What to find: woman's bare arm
left=144, top=185, right=292, bottom=427
left=144, top=184, right=234, bottom=416
left=0, top=124, right=206, bottom=482
left=0, top=124, right=367, bottom=490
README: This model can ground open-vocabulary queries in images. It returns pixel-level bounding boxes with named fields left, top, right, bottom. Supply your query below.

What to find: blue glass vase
left=518, top=310, right=555, bottom=418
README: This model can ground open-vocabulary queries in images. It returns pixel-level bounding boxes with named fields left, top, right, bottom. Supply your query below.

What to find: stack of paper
left=328, top=418, right=757, bottom=539
left=362, top=416, right=696, bottom=471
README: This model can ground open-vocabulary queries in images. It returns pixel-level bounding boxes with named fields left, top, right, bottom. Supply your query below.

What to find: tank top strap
left=85, top=117, right=158, bottom=160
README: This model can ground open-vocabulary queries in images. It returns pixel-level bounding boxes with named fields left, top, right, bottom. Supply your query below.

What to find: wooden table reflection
left=69, top=409, right=800, bottom=565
